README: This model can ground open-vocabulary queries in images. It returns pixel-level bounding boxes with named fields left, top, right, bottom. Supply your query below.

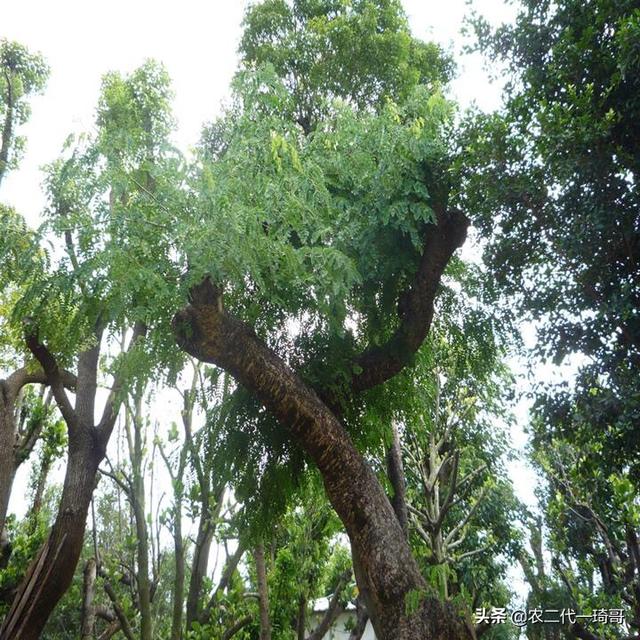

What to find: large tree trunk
left=0, top=327, right=143, bottom=639
left=173, top=211, right=470, bottom=640
left=1, top=369, right=74, bottom=559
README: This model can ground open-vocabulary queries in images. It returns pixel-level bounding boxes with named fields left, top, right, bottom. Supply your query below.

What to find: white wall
left=308, top=611, right=376, bottom=640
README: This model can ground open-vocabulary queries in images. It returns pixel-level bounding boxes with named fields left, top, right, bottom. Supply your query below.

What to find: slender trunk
left=306, top=570, right=350, bottom=640
left=187, top=484, right=224, bottom=628
left=296, top=596, right=306, bottom=640
left=170, top=497, right=184, bottom=640
left=132, top=497, right=152, bottom=640
left=186, top=516, right=215, bottom=627
left=81, top=558, right=97, bottom=640
left=254, top=544, right=272, bottom=640
left=129, top=398, right=153, bottom=640
left=0, top=435, right=102, bottom=640
left=387, top=422, right=408, bottom=537
left=27, top=457, right=52, bottom=529
left=0, top=391, right=18, bottom=540
left=201, top=542, right=246, bottom=623
left=0, top=71, right=14, bottom=188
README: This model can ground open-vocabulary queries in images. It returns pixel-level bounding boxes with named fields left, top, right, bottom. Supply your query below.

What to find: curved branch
left=24, top=328, right=77, bottom=432
left=350, top=209, right=469, bottom=393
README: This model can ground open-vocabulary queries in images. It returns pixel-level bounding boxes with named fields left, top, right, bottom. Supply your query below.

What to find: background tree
left=462, top=0, right=640, bottom=638
left=0, top=39, right=48, bottom=187
left=0, top=59, right=183, bottom=638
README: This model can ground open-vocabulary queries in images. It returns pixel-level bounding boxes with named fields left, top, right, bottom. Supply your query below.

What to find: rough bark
left=173, top=212, right=470, bottom=639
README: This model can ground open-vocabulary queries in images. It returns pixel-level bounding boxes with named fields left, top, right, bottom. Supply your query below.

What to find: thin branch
left=222, top=615, right=253, bottom=640
left=97, top=321, right=147, bottom=438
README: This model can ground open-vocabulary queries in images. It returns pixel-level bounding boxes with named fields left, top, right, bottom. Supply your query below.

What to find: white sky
left=3, top=0, right=543, bottom=607
left=2, top=0, right=515, bottom=225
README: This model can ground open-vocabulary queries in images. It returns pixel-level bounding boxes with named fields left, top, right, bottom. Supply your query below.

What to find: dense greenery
left=0, top=0, right=638, bottom=638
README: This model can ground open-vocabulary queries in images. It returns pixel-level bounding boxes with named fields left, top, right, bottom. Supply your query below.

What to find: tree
left=0, top=206, right=76, bottom=586
left=0, top=60, right=182, bottom=638
left=462, top=0, right=640, bottom=508
left=0, top=39, right=49, bottom=187
left=172, top=2, right=474, bottom=637
left=462, top=2, right=640, bottom=638
left=239, top=0, right=453, bottom=133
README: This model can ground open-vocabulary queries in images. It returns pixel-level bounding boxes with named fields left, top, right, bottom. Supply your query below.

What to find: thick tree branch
left=24, top=328, right=78, bottom=432
left=173, top=279, right=425, bottom=609
left=4, top=367, right=76, bottom=400
left=351, top=209, right=468, bottom=393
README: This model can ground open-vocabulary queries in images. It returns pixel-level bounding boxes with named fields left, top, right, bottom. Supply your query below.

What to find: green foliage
left=0, top=39, right=49, bottom=184
left=239, top=0, right=453, bottom=131
left=464, top=2, right=640, bottom=633
left=462, top=0, right=640, bottom=478
left=12, top=60, right=186, bottom=380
